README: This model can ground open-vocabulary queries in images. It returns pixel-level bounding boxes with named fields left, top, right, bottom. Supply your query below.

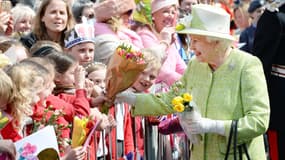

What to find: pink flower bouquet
left=102, top=44, right=147, bottom=113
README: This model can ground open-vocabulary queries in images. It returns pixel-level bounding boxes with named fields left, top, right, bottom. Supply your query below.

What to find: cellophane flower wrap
left=170, top=81, right=202, bottom=144
left=71, top=116, right=95, bottom=148
left=102, top=44, right=147, bottom=113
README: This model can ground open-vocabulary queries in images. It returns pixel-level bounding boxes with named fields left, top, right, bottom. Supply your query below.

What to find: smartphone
left=0, top=0, right=12, bottom=12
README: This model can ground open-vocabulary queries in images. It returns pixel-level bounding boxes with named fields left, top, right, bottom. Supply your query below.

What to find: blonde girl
left=1, top=61, right=48, bottom=141
left=0, top=69, right=14, bottom=112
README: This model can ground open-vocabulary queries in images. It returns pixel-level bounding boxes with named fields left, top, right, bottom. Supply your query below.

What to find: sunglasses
left=126, top=10, right=133, bottom=16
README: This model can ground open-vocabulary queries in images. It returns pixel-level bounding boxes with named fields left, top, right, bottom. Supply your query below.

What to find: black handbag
left=224, top=120, right=251, bottom=160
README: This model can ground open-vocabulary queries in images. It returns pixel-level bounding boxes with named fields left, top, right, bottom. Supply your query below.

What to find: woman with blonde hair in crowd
left=11, top=3, right=35, bottom=38
left=20, top=0, right=75, bottom=50
left=136, top=0, right=186, bottom=91
left=233, top=1, right=251, bottom=38
left=93, top=0, right=144, bottom=49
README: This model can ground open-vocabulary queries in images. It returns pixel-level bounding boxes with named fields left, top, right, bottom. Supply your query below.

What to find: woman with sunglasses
left=93, top=0, right=144, bottom=49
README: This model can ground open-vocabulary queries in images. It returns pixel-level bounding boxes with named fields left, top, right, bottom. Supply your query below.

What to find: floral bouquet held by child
left=171, top=81, right=202, bottom=144
left=101, top=44, right=147, bottom=114
left=71, top=116, right=101, bottom=149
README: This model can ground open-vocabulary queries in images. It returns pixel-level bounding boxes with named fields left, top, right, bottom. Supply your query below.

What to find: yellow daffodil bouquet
left=170, top=81, right=202, bottom=144
left=169, top=81, right=195, bottom=113
left=172, top=93, right=194, bottom=113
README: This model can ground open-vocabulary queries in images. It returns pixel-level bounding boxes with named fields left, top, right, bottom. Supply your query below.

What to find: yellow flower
left=172, top=96, right=184, bottom=106
left=183, top=93, right=192, bottom=102
left=175, top=23, right=185, bottom=31
left=173, top=103, right=185, bottom=112
left=71, top=116, right=89, bottom=148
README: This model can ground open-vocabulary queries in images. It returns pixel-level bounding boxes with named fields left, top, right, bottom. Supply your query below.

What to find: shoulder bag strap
left=224, top=120, right=236, bottom=160
left=233, top=120, right=238, bottom=160
left=235, top=119, right=251, bottom=160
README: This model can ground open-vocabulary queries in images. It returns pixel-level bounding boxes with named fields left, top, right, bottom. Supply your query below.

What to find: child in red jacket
left=85, top=62, right=130, bottom=160
left=20, top=57, right=90, bottom=155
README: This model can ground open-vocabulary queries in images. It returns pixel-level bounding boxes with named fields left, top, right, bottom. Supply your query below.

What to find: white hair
left=11, top=4, right=35, bottom=27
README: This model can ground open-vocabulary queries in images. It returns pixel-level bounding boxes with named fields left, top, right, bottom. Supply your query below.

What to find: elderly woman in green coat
left=115, top=4, right=270, bottom=160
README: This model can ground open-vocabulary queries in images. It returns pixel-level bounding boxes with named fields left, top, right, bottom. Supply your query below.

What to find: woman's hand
left=159, top=27, right=176, bottom=46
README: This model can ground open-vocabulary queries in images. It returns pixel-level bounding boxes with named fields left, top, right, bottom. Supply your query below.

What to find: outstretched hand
left=115, top=89, right=136, bottom=105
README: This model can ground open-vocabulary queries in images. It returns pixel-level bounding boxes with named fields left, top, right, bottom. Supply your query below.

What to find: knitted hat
left=248, top=0, right=264, bottom=13
left=177, top=4, right=234, bottom=41
left=64, top=23, right=95, bottom=49
left=151, top=0, right=178, bottom=13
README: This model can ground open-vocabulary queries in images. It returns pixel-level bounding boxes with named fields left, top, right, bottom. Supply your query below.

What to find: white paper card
left=14, top=125, right=59, bottom=160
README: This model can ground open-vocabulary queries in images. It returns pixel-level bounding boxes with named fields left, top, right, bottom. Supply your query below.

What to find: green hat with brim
left=177, top=4, right=235, bottom=41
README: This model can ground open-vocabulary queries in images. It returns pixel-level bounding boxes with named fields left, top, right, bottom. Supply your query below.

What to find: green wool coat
left=132, top=48, right=270, bottom=160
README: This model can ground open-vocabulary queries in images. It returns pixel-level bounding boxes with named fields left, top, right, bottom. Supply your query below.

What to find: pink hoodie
left=94, top=22, right=144, bottom=49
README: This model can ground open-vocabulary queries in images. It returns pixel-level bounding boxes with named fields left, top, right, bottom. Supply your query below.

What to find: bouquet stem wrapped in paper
left=101, top=44, right=147, bottom=113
